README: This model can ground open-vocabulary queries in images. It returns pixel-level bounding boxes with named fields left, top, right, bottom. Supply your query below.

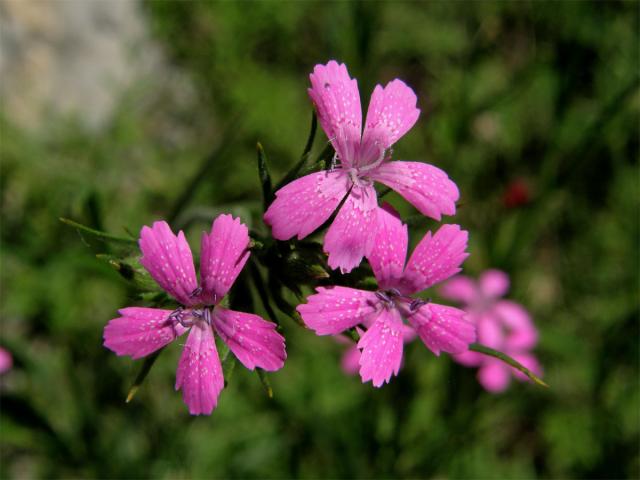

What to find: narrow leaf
left=126, top=348, right=165, bottom=403
left=469, top=343, right=549, bottom=388
left=249, top=261, right=280, bottom=325
left=220, top=344, right=238, bottom=387
left=256, top=368, right=273, bottom=398
left=274, top=111, right=321, bottom=191
left=60, top=218, right=137, bottom=244
left=256, top=142, right=274, bottom=210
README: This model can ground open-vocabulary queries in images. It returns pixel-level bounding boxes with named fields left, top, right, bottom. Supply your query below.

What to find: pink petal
left=213, top=307, right=286, bottom=371
left=297, top=286, right=379, bottom=335
left=357, top=307, right=404, bottom=387
left=139, top=221, right=198, bottom=306
left=510, top=352, right=543, bottom=383
left=264, top=171, right=350, bottom=240
left=103, top=307, right=187, bottom=359
left=493, top=300, right=538, bottom=350
left=200, top=214, right=250, bottom=304
left=402, top=224, right=469, bottom=294
left=401, top=323, right=417, bottom=343
left=308, top=61, right=362, bottom=167
left=361, top=79, right=420, bottom=158
left=367, top=203, right=408, bottom=290
left=476, top=313, right=504, bottom=350
left=407, top=302, right=476, bottom=356
left=478, top=360, right=511, bottom=393
left=451, top=311, right=484, bottom=366
left=175, top=324, right=224, bottom=416
left=370, top=161, right=458, bottom=221
left=479, top=269, right=510, bottom=299
left=324, top=184, right=378, bottom=273
left=341, top=344, right=361, bottom=376
left=453, top=349, right=484, bottom=367
left=438, top=275, right=479, bottom=304
left=0, top=348, right=12, bottom=374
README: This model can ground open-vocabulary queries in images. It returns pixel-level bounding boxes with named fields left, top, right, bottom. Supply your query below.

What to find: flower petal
left=477, top=313, right=504, bottom=350
left=361, top=79, right=420, bottom=159
left=438, top=275, right=478, bottom=304
left=367, top=203, right=408, bottom=290
left=264, top=171, right=350, bottom=240
left=139, top=221, right=198, bottom=306
left=407, top=302, right=476, bottom=356
left=200, top=214, right=250, bottom=304
left=370, top=161, right=459, bottom=220
left=478, top=360, right=511, bottom=393
left=175, top=324, right=224, bottom=416
left=341, top=344, right=361, bottom=376
left=297, top=286, right=379, bottom=335
left=401, top=224, right=469, bottom=294
left=493, top=300, right=538, bottom=350
left=0, top=348, right=12, bottom=374
left=357, top=307, right=404, bottom=387
left=308, top=60, right=362, bottom=167
left=324, top=184, right=378, bottom=273
left=103, top=307, right=187, bottom=359
left=213, top=308, right=286, bottom=371
left=479, top=269, right=510, bottom=299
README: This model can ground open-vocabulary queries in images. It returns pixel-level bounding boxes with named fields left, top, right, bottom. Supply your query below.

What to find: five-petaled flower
left=264, top=60, right=459, bottom=273
left=103, top=215, right=286, bottom=415
left=440, top=269, right=542, bottom=392
left=297, top=204, right=475, bottom=387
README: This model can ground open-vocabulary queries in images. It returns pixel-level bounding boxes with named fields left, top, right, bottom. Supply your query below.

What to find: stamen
left=189, top=286, right=203, bottom=298
left=169, top=306, right=194, bottom=328
left=358, top=141, right=389, bottom=174
left=375, top=290, right=391, bottom=303
left=409, top=298, right=430, bottom=312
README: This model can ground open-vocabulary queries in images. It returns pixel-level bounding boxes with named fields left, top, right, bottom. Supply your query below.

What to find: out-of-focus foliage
left=1, top=1, right=638, bottom=478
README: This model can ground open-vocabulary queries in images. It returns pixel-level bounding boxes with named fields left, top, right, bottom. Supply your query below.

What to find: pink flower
left=440, top=269, right=542, bottom=392
left=297, top=204, right=475, bottom=387
left=0, top=347, right=12, bottom=374
left=264, top=60, right=459, bottom=273
left=103, top=215, right=287, bottom=415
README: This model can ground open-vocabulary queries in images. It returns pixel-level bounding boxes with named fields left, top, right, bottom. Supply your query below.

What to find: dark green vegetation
left=1, top=2, right=638, bottom=478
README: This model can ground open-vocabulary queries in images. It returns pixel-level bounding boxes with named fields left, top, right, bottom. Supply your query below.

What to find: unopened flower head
left=440, top=269, right=542, bottom=392
left=104, top=215, right=286, bottom=415
left=265, top=60, right=459, bottom=273
left=297, top=204, right=475, bottom=387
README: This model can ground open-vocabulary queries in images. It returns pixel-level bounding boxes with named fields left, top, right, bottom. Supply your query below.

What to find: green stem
left=469, top=343, right=548, bottom=388
left=60, top=218, right=137, bottom=245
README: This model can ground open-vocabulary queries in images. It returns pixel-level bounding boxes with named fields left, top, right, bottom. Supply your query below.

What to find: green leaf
left=256, top=142, right=273, bottom=211
left=256, top=368, right=273, bottom=398
left=274, top=111, right=325, bottom=191
left=249, top=260, right=280, bottom=326
left=96, top=254, right=162, bottom=292
left=60, top=217, right=137, bottom=245
left=126, top=348, right=165, bottom=403
left=469, top=343, right=549, bottom=388
left=220, top=344, right=238, bottom=387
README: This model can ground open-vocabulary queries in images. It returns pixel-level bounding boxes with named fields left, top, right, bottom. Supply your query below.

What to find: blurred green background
left=1, top=1, right=638, bottom=478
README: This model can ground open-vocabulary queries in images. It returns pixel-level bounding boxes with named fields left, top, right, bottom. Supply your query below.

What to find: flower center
left=375, top=288, right=429, bottom=313
left=168, top=306, right=214, bottom=328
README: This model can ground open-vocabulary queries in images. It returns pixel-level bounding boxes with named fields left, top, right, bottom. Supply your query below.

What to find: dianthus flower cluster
left=103, top=60, right=540, bottom=415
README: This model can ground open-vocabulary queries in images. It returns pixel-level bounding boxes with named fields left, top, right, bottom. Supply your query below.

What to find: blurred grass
left=1, top=1, right=638, bottom=478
